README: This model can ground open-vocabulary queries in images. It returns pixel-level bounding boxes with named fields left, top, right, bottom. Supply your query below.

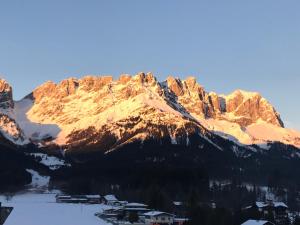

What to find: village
left=0, top=192, right=299, bottom=225
left=44, top=193, right=300, bottom=225
left=56, top=194, right=188, bottom=225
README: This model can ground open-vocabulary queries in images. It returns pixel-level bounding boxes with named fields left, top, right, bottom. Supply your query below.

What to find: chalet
left=143, top=211, right=175, bottom=225
left=241, top=220, right=274, bottom=225
left=101, top=195, right=119, bottom=205
left=0, top=202, right=13, bottom=225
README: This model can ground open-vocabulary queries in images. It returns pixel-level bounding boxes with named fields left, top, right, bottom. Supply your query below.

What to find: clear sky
left=0, top=0, right=299, bottom=130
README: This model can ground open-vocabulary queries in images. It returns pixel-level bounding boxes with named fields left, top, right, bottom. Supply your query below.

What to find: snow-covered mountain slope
left=0, top=73, right=299, bottom=153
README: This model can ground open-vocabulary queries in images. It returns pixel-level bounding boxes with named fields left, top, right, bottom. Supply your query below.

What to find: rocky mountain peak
left=184, top=76, right=197, bottom=89
left=119, top=74, right=131, bottom=84
left=0, top=72, right=292, bottom=151
left=166, top=76, right=184, bottom=96
left=0, top=78, right=14, bottom=108
left=224, top=90, right=284, bottom=127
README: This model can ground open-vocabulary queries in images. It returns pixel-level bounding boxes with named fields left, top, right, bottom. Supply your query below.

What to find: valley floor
left=0, top=193, right=110, bottom=225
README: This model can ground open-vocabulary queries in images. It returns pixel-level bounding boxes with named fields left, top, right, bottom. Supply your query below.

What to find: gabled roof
left=143, top=211, right=174, bottom=217
left=241, top=220, right=274, bottom=225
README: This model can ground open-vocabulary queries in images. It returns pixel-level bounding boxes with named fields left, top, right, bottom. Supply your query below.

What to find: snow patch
left=26, top=169, right=50, bottom=189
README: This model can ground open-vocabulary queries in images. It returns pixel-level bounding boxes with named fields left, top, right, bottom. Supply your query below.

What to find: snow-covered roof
left=103, top=195, right=118, bottom=201
left=85, top=195, right=101, bottom=199
left=241, top=220, right=273, bottom=225
left=124, top=208, right=150, bottom=211
left=256, top=202, right=268, bottom=208
left=125, top=202, right=148, bottom=207
left=174, top=218, right=189, bottom=222
left=173, top=201, right=183, bottom=206
left=245, top=201, right=288, bottom=210
left=273, top=202, right=288, bottom=208
left=143, top=211, right=174, bottom=217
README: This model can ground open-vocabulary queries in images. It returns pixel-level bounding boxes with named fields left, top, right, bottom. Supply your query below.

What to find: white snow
left=241, top=220, right=271, bottom=225
left=0, top=193, right=111, bottom=225
left=26, top=169, right=50, bottom=189
left=103, top=195, right=118, bottom=201
left=13, top=98, right=61, bottom=142
left=196, top=117, right=300, bottom=149
left=144, top=211, right=173, bottom=216
left=29, top=153, right=70, bottom=170
left=126, top=202, right=147, bottom=207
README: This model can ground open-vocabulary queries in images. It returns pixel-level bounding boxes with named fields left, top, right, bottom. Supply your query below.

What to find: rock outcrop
left=0, top=79, right=14, bottom=109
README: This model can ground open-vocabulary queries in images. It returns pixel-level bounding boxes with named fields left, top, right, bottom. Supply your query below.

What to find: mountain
left=0, top=73, right=299, bottom=155
left=1, top=73, right=300, bottom=190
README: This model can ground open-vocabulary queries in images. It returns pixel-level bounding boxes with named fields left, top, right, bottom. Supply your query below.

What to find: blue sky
left=0, top=0, right=299, bottom=129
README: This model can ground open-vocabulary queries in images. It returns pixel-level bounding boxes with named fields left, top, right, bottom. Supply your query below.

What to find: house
left=243, top=200, right=289, bottom=225
left=174, top=218, right=189, bottom=225
left=143, top=211, right=175, bottom=225
left=243, top=202, right=270, bottom=216
left=56, top=194, right=88, bottom=203
left=56, top=194, right=72, bottom=203
left=85, top=195, right=101, bottom=204
left=55, top=194, right=101, bottom=204
left=273, top=202, right=289, bottom=225
left=124, top=202, right=150, bottom=217
left=99, top=207, right=123, bottom=219
left=0, top=202, right=13, bottom=225
left=241, top=220, right=274, bottom=225
left=101, top=195, right=119, bottom=205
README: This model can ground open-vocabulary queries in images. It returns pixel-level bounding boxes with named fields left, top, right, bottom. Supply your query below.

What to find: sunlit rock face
left=0, top=79, right=27, bottom=144
left=0, top=73, right=298, bottom=152
left=0, top=79, right=14, bottom=109
left=164, top=76, right=283, bottom=127
left=223, top=90, right=283, bottom=127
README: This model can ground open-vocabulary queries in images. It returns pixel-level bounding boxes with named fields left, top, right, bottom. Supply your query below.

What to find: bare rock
left=0, top=79, right=14, bottom=108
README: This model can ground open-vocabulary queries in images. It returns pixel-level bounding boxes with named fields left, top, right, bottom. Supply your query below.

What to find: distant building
left=172, top=201, right=186, bottom=217
left=124, top=202, right=150, bottom=217
left=85, top=195, right=101, bottom=204
left=0, top=202, right=13, bottom=225
left=241, top=220, right=274, bottom=225
left=243, top=201, right=289, bottom=225
left=101, top=195, right=119, bottom=205
left=173, top=218, right=189, bottom=225
left=143, top=211, right=175, bottom=225
left=55, top=194, right=101, bottom=204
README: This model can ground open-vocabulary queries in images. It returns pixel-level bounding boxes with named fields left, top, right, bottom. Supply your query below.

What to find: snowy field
left=0, top=193, right=111, bottom=225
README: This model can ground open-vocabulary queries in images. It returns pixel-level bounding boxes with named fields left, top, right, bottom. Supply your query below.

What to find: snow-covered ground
left=26, top=169, right=50, bottom=189
left=0, top=193, right=111, bottom=225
